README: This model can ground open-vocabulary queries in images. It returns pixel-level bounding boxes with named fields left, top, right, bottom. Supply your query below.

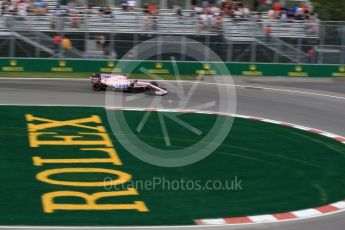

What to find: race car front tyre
left=92, top=82, right=104, bottom=91
left=123, top=88, right=133, bottom=93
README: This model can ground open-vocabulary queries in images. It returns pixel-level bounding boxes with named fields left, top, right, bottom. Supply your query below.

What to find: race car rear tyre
left=93, top=82, right=104, bottom=91
left=144, top=87, right=152, bottom=95
left=123, top=88, right=132, bottom=93
left=150, top=81, right=158, bottom=87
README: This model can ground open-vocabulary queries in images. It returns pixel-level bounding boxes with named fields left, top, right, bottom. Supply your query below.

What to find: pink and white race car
left=90, top=73, right=168, bottom=96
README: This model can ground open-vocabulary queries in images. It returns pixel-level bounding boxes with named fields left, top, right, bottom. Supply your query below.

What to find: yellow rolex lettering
left=26, top=113, right=149, bottom=214
left=26, top=114, right=105, bottom=132
left=28, top=132, right=113, bottom=147
left=42, top=189, right=149, bottom=213
left=33, top=148, right=122, bottom=166
left=36, top=168, right=131, bottom=187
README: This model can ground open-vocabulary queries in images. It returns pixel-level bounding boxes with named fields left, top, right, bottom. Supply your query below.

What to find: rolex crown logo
left=155, top=63, right=163, bottom=69
left=59, top=61, right=66, bottom=67
left=9, top=60, right=17, bottom=66
left=295, top=66, right=302, bottom=72
left=108, top=62, right=115, bottom=68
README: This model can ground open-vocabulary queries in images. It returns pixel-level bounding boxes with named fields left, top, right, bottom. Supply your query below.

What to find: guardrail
left=0, top=58, right=344, bottom=77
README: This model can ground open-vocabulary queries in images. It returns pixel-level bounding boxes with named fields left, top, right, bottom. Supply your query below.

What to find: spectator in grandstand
left=295, top=4, right=304, bottom=20
left=128, top=0, right=136, bottom=11
left=210, top=4, right=221, bottom=16
left=85, top=3, right=93, bottom=15
left=286, top=6, right=295, bottom=20
left=33, top=0, right=47, bottom=16
left=254, top=11, right=263, bottom=22
left=151, top=13, right=158, bottom=31
left=51, top=5, right=68, bottom=29
left=305, top=17, right=319, bottom=35
left=272, top=1, right=281, bottom=19
left=103, top=40, right=110, bottom=57
left=280, top=8, right=288, bottom=21
left=143, top=10, right=158, bottom=32
left=242, top=4, right=250, bottom=18
left=17, top=0, right=28, bottom=17
left=213, top=12, right=223, bottom=33
left=267, top=8, right=275, bottom=20
left=192, top=4, right=203, bottom=17
left=264, top=24, right=272, bottom=40
left=307, top=48, right=315, bottom=63
left=99, top=6, right=114, bottom=19
left=233, top=3, right=250, bottom=21
left=121, top=0, right=128, bottom=11
left=96, top=34, right=105, bottom=50
left=253, top=0, right=259, bottom=11
left=195, top=10, right=207, bottom=33
left=53, top=34, right=62, bottom=52
left=222, top=0, right=233, bottom=17
left=69, top=9, right=80, bottom=28
left=174, top=3, right=183, bottom=19
left=67, top=0, right=76, bottom=11
left=1, top=0, right=10, bottom=15
left=143, top=3, right=149, bottom=14
left=143, top=12, right=151, bottom=30
left=8, top=0, right=18, bottom=15
left=147, top=2, right=158, bottom=14
left=53, top=5, right=63, bottom=17
left=191, top=0, right=197, bottom=8
left=62, top=37, right=72, bottom=49
left=59, top=0, right=68, bottom=6
left=309, top=11, right=317, bottom=21
left=201, top=0, right=208, bottom=8
left=53, top=34, right=62, bottom=44
left=233, top=3, right=244, bottom=21
left=206, top=11, right=213, bottom=30
left=208, top=0, right=216, bottom=5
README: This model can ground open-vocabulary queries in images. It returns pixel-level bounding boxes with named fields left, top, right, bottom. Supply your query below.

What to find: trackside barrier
left=0, top=59, right=344, bottom=77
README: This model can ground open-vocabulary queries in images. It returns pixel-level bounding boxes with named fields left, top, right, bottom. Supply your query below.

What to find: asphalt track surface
left=0, top=77, right=344, bottom=230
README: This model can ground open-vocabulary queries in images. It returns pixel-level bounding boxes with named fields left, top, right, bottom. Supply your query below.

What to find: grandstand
left=0, top=0, right=342, bottom=64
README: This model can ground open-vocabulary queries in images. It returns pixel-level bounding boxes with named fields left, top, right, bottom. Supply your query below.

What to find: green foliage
left=311, top=0, right=345, bottom=21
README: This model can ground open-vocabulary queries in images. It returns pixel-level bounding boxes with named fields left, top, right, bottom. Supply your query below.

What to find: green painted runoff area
left=0, top=106, right=344, bottom=225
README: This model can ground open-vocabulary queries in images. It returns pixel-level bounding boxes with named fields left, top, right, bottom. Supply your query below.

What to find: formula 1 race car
left=90, top=73, right=168, bottom=96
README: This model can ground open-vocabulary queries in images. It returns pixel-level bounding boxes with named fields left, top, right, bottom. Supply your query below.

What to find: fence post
left=185, top=0, right=191, bottom=10
left=157, top=34, right=162, bottom=60
left=58, top=17, right=65, bottom=58
left=84, top=14, right=89, bottom=58
left=250, top=40, right=257, bottom=62
left=317, top=23, right=325, bottom=64
left=204, top=34, right=210, bottom=61
left=297, top=37, right=302, bottom=63
left=110, top=12, right=115, bottom=59
left=273, top=38, right=279, bottom=63
left=180, top=35, right=186, bottom=61
left=9, top=17, right=15, bottom=58
left=341, top=25, right=345, bottom=64
left=227, top=40, right=233, bottom=62
left=35, top=31, right=40, bottom=58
